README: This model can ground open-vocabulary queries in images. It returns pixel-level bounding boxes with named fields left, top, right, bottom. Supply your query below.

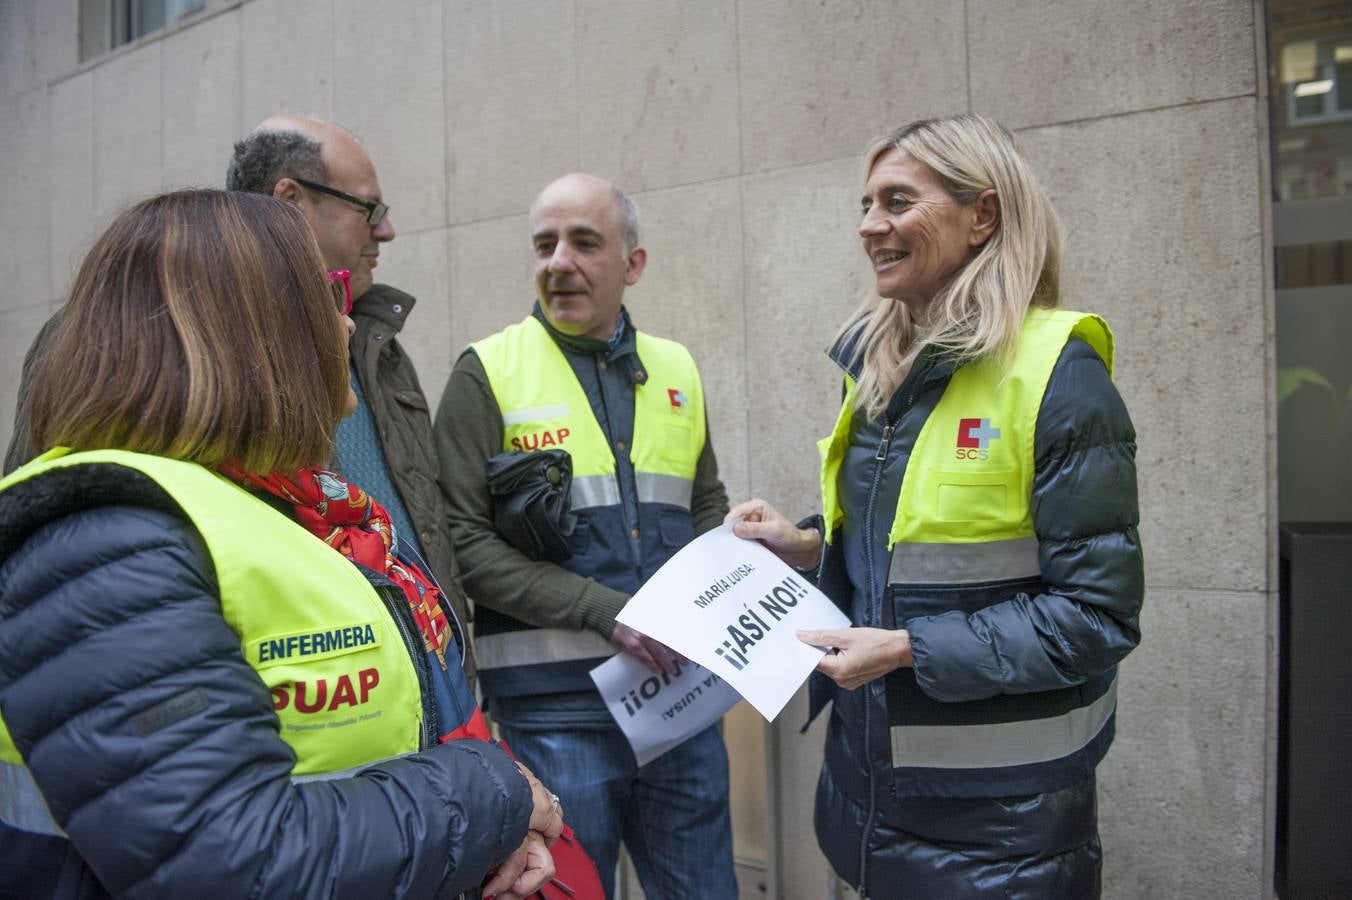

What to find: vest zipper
left=857, top=414, right=897, bottom=898
left=376, top=582, right=439, bottom=750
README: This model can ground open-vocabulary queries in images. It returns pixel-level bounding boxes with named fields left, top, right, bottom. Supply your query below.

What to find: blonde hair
left=27, top=190, right=350, bottom=472
left=837, top=114, right=1061, bottom=417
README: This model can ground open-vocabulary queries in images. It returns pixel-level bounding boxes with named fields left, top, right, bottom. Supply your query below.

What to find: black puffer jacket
left=0, top=464, right=529, bottom=899
left=812, top=335, right=1143, bottom=895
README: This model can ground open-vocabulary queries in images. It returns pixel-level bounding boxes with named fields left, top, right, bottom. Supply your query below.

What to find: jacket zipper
left=856, top=417, right=895, bottom=898
left=857, top=371, right=928, bottom=895
left=374, top=579, right=439, bottom=750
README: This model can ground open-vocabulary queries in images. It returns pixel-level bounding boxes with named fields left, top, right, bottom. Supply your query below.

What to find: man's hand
left=725, top=498, right=822, bottom=571
left=609, top=622, right=686, bottom=675
left=798, top=627, right=913, bottom=690
left=481, top=830, right=554, bottom=900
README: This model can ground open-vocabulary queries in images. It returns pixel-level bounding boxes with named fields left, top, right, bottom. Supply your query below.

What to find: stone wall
left=0, top=2, right=1274, bottom=896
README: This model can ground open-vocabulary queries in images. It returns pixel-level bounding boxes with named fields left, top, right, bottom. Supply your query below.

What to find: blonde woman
left=730, top=115, right=1143, bottom=898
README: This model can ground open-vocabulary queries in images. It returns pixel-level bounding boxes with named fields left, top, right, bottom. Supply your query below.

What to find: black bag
left=484, top=449, right=576, bottom=562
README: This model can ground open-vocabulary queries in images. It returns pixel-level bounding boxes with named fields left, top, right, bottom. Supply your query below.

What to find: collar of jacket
left=351, top=283, right=416, bottom=334
left=531, top=302, right=648, bottom=386
left=826, top=317, right=959, bottom=413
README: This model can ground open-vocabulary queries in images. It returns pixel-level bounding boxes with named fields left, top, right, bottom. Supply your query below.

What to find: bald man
left=223, top=116, right=474, bottom=687
left=435, top=174, right=738, bottom=898
left=4, top=118, right=474, bottom=687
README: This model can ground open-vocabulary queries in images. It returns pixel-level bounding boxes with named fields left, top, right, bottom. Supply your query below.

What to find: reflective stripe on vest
left=890, top=677, right=1117, bottom=768
left=818, top=310, right=1116, bottom=772
left=470, top=316, right=706, bottom=682
left=0, top=449, right=426, bottom=834
left=571, top=472, right=692, bottom=511
left=887, top=536, right=1040, bottom=585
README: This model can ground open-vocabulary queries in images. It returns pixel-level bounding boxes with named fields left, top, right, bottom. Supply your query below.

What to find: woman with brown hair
left=0, top=190, right=560, bottom=899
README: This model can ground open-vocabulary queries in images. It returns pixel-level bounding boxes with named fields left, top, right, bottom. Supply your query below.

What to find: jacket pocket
left=658, top=418, right=698, bottom=467
left=923, top=468, right=1016, bottom=526
left=566, top=516, right=592, bottom=555
left=657, top=509, right=694, bottom=548
left=391, top=389, right=430, bottom=412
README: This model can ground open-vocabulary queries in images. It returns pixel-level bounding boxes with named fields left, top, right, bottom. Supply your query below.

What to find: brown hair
left=26, top=189, right=349, bottom=472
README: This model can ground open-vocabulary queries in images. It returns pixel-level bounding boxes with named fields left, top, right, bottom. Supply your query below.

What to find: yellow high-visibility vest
left=821, top=308, right=1113, bottom=562
left=816, top=309, right=1118, bottom=774
left=1, top=448, right=427, bottom=836
left=472, top=315, right=706, bottom=513
left=469, top=315, right=708, bottom=697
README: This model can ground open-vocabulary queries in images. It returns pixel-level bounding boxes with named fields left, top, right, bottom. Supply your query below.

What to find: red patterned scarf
left=218, top=464, right=455, bottom=671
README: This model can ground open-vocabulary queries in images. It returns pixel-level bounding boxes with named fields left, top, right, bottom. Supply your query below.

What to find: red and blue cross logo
left=957, top=418, right=1001, bottom=449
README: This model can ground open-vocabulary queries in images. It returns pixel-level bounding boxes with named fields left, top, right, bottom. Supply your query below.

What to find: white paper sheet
left=615, top=522, right=849, bottom=720
left=589, top=654, right=741, bottom=766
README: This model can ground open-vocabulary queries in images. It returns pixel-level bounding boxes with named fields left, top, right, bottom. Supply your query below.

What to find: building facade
left=0, top=1, right=1298, bottom=897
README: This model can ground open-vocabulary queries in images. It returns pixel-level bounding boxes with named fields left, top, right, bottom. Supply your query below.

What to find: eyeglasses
left=294, top=177, right=390, bottom=227
left=328, top=269, right=352, bottom=316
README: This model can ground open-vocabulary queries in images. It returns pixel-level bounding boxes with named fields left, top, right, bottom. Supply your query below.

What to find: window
left=1283, top=34, right=1352, bottom=127
left=79, top=0, right=207, bottom=61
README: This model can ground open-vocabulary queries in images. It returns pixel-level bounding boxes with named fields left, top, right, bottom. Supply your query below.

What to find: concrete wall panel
left=241, top=0, right=334, bottom=129
left=0, top=88, right=51, bottom=311
left=1099, top=588, right=1266, bottom=899
left=47, top=71, right=97, bottom=299
left=447, top=213, right=533, bottom=356
left=444, top=0, right=578, bottom=224
left=625, top=178, right=749, bottom=503
left=740, top=157, right=869, bottom=514
left=93, top=42, right=163, bottom=218
left=575, top=0, right=740, bottom=192
left=0, top=0, right=78, bottom=100
left=737, top=0, right=968, bottom=175
left=335, top=0, right=446, bottom=234
left=1019, top=98, right=1267, bottom=594
left=970, top=0, right=1256, bottom=129
left=773, top=686, right=833, bottom=898
left=162, top=9, right=242, bottom=191
left=378, top=226, right=453, bottom=411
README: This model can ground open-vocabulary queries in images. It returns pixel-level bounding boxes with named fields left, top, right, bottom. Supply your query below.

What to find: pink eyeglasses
left=327, top=269, right=352, bottom=316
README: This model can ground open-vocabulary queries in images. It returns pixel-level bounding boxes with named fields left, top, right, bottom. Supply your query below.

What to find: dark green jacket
left=350, top=284, right=476, bottom=689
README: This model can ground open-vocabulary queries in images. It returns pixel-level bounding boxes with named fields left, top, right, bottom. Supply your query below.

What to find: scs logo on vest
left=956, top=417, right=1001, bottom=460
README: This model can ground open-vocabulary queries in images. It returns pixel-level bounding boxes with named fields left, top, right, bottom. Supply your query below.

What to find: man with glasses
left=223, top=115, right=476, bottom=687
left=4, top=119, right=470, bottom=687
